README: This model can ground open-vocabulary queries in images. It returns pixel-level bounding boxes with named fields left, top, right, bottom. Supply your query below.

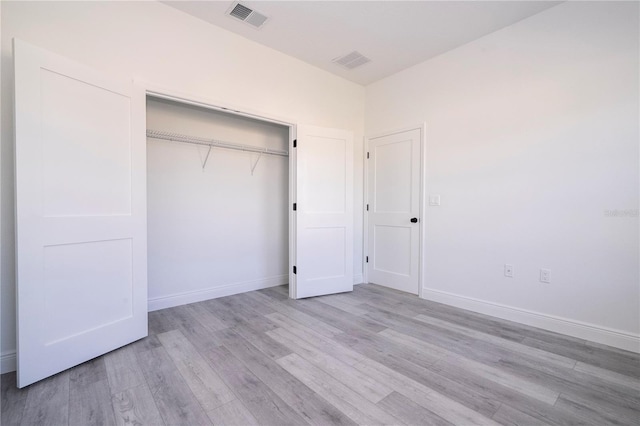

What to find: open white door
left=14, top=39, right=147, bottom=387
left=293, top=125, right=354, bottom=298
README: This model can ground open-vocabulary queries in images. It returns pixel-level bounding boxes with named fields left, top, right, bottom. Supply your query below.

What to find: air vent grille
left=227, top=2, right=269, bottom=29
left=333, top=51, right=371, bottom=70
left=230, top=3, right=252, bottom=20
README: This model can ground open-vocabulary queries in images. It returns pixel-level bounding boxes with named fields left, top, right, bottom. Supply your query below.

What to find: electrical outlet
left=540, top=268, right=551, bottom=283
left=504, top=264, right=514, bottom=277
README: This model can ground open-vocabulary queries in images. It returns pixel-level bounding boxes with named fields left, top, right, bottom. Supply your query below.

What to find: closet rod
left=146, top=129, right=289, bottom=157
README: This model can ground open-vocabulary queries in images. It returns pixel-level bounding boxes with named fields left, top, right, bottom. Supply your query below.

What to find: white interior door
left=293, top=125, right=354, bottom=298
left=14, top=39, right=147, bottom=387
left=367, top=128, right=421, bottom=294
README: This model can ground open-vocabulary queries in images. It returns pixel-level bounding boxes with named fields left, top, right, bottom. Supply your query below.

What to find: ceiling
left=163, top=1, right=561, bottom=86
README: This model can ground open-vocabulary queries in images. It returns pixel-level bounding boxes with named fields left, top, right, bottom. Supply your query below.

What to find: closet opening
left=145, top=94, right=294, bottom=310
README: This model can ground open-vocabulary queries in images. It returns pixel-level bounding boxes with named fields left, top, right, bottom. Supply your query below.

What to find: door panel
left=14, top=39, right=147, bottom=387
left=374, top=141, right=413, bottom=213
left=43, top=239, right=134, bottom=343
left=294, top=125, right=353, bottom=298
left=41, top=69, right=132, bottom=216
left=373, top=225, right=412, bottom=275
left=368, top=128, right=421, bottom=294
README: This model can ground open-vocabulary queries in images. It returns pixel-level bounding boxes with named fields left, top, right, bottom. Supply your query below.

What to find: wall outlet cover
left=504, top=264, right=514, bottom=277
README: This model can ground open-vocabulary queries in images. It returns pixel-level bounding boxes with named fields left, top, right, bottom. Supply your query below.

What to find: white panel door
left=14, top=39, right=147, bottom=387
left=368, top=128, right=421, bottom=294
left=294, top=125, right=354, bottom=298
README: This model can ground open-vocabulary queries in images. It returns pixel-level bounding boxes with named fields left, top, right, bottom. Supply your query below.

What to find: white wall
left=0, top=1, right=365, bottom=372
left=366, top=1, right=639, bottom=351
left=146, top=98, right=289, bottom=309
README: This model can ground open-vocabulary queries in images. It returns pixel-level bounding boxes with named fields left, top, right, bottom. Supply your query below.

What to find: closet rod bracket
left=250, top=152, right=263, bottom=176
left=202, top=145, right=213, bottom=170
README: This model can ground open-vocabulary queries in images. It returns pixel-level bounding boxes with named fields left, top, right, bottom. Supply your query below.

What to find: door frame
left=363, top=123, right=427, bottom=298
left=136, top=82, right=301, bottom=300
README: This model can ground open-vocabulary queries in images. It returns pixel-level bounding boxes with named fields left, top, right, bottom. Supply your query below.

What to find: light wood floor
left=2, top=284, right=639, bottom=425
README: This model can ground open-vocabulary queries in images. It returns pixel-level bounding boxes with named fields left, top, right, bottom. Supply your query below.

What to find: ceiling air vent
left=227, top=2, right=269, bottom=29
left=332, top=51, right=371, bottom=70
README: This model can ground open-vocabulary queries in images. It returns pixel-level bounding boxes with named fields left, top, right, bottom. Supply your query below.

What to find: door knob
left=410, top=217, right=419, bottom=223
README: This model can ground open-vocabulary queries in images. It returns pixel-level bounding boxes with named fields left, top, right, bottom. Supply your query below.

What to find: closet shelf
left=146, top=129, right=289, bottom=157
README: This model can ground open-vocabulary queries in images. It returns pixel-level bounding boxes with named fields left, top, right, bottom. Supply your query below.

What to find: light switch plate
left=429, top=195, right=441, bottom=206
left=540, top=268, right=551, bottom=283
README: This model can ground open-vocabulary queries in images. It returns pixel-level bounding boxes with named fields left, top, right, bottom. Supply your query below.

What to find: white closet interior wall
left=146, top=98, right=289, bottom=310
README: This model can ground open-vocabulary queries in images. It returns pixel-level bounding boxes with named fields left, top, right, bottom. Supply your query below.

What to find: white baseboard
left=1, top=351, right=16, bottom=374
left=421, top=287, right=640, bottom=353
left=354, top=273, right=364, bottom=285
left=148, top=274, right=288, bottom=312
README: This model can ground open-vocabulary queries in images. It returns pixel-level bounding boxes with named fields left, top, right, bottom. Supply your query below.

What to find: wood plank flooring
left=2, top=284, right=639, bottom=425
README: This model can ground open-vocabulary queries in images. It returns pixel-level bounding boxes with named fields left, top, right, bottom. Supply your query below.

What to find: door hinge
left=367, top=152, right=370, bottom=159
left=293, top=203, right=297, bottom=211
left=366, top=256, right=369, bottom=263
left=293, top=139, right=297, bottom=148
left=366, top=204, right=369, bottom=211
left=293, top=265, right=297, bottom=274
